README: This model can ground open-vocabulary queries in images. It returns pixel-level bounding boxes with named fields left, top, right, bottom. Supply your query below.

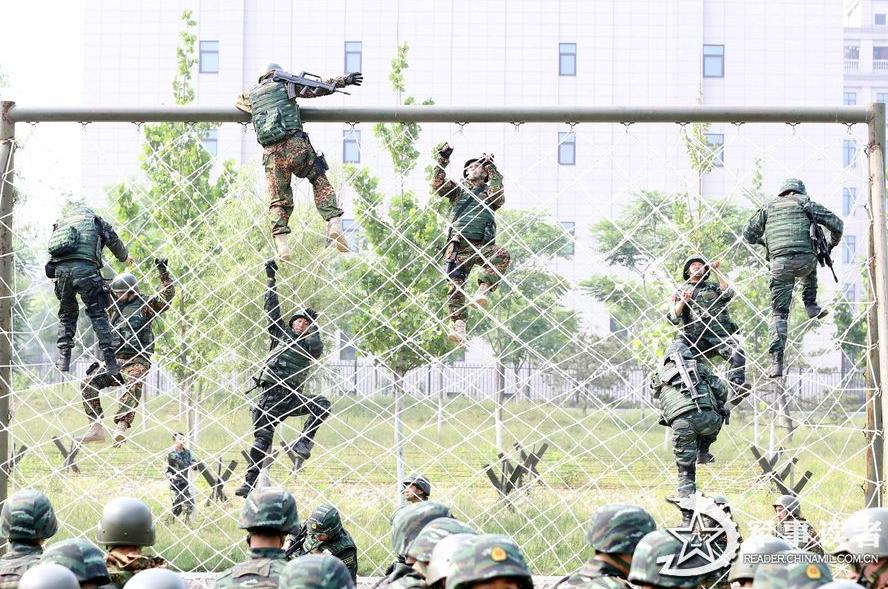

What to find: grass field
left=8, top=379, right=867, bottom=574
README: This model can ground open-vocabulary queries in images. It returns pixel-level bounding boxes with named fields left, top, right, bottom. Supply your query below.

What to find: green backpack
left=47, top=225, right=80, bottom=257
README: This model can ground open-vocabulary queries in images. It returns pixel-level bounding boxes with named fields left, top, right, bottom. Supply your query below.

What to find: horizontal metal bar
left=5, top=104, right=872, bottom=124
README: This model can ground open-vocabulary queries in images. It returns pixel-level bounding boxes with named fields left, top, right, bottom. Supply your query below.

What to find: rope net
left=3, top=112, right=875, bottom=575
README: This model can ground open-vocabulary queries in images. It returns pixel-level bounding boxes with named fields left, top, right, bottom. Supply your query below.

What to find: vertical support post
left=868, top=102, right=888, bottom=506
left=0, top=102, right=15, bottom=510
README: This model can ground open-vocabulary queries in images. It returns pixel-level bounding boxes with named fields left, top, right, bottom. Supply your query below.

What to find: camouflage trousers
left=446, top=239, right=511, bottom=321
left=263, top=132, right=344, bottom=235
left=53, top=260, right=114, bottom=355
left=671, top=410, right=722, bottom=494
left=170, top=477, right=194, bottom=517
left=82, top=359, right=149, bottom=427
left=768, top=253, right=818, bottom=354
left=680, top=332, right=746, bottom=385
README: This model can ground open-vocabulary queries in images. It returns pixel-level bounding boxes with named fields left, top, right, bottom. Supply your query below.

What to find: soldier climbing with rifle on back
left=431, top=142, right=511, bottom=346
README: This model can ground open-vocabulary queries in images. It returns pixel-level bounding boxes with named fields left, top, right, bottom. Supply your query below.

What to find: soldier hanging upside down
left=236, top=64, right=364, bottom=260
left=431, top=142, right=511, bottom=346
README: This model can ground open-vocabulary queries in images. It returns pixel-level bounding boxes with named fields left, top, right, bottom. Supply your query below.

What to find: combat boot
left=805, top=304, right=828, bottom=320
left=80, top=421, right=106, bottom=443
left=697, top=450, right=715, bottom=464
left=471, top=283, right=493, bottom=309
left=675, top=465, right=696, bottom=498
left=768, top=353, right=784, bottom=378
left=235, top=445, right=266, bottom=498
left=327, top=216, right=350, bottom=253
left=56, top=349, right=71, bottom=372
left=290, top=437, right=313, bottom=460
left=112, top=421, right=128, bottom=447
left=274, top=234, right=292, bottom=262
left=103, top=351, right=120, bottom=377
left=448, top=319, right=467, bottom=346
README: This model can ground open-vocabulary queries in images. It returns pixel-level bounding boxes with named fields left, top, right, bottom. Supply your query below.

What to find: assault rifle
left=803, top=204, right=838, bottom=283
left=271, top=71, right=350, bottom=98
left=669, top=349, right=704, bottom=412
left=284, top=523, right=308, bottom=560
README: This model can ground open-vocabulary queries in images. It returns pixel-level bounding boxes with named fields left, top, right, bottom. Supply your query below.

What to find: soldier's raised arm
left=431, top=142, right=460, bottom=203
left=96, top=215, right=130, bottom=264
left=145, top=258, right=175, bottom=318
left=263, top=259, right=287, bottom=342
left=810, top=202, right=844, bottom=248
left=482, top=156, right=505, bottom=210
left=742, top=208, right=767, bottom=247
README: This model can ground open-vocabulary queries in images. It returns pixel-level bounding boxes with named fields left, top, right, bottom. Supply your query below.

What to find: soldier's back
left=554, top=561, right=632, bottom=589
left=0, top=548, right=41, bottom=589
left=106, top=551, right=166, bottom=587
left=215, top=556, right=287, bottom=588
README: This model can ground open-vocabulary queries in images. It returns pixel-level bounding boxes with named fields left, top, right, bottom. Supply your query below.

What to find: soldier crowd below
left=1, top=474, right=887, bottom=589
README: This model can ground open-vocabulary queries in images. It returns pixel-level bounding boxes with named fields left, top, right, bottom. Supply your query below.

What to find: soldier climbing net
left=0, top=104, right=884, bottom=576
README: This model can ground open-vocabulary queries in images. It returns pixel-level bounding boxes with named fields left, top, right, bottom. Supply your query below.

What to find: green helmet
left=752, top=557, right=832, bottom=589
left=427, top=533, right=477, bottom=587
left=111, top=272, right=138, bottom=294
left=773, top=495, right=802, bottom=519
left=259, top=63, right=283, bottom=82
left=122, top=569, right=187, bottom=589
left=239, top=487, right=300, bottom=534
left=448, top=534, right=532, bottom=589
left=279, top=554, right=355, bottom=589
left=836, top=508, right=888, bottom=558
left=19, top=564, right=79, bottom=589
left=585, top=504, right=656, bottom=555
left=406, top=518, right=477, bottom=563
left=682, top=256, right=710, bottom=281
left=96, top=497, right=156, bottom=547
left=779, top=178, right=807, bottom=196
left=1, top=489, right=58, bottom=541
left=391, top=501, right=452, bottom=556
left=629, top=530, right=708, bottom=589
left=728, top=535, right=794, bottom=582
left=41, top=538, right=111, bottom=585
left=402, top=473, right=432, bottom=498
left=303, top=504, right=343, bottom=552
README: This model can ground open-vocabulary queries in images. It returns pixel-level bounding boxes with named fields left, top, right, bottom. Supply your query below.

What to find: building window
left=846, top=46, right=861, bottom=60
left=844, top=91, right=857, bottom=105
left=703, top=44, right=725, bottom=78
left=345, top=41, right=362, bottom=74
left=877, top=13, right=887, bottom=25
left=878, top=92, right=888, bottom=104
left=560, top=221, right=576, bottom=256
left=844, top=139, right=857, bottom=168
left=339, top=330, right=357, bottom=361
left=343, top=129, right=361, bottom=163
left=341, top=218, right=365, bottom=252
left=844, top=235, right=857, bottom=264
left=874, top=46, right=888, bottom=64
left=843, top=187, right=857, bottom=216
left=199, top=40, right=220, bottom=74
left=559, top=43, right=577, bottom=76
left=201, top=128, right=218, bottom=156
left=558, top=132, right=576, bottom=165
left=704, top=133, right=725, bottom=167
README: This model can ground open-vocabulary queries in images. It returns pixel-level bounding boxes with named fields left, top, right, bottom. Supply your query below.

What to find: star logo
left=659, top=492, right=742, bottom=578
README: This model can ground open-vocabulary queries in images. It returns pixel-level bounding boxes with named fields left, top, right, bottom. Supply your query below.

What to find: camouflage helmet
left=406, top=517, right=477, bottom=563
left=238, top=487, right=300, bottom=534
left=447, top=534, right=532, bottom=589
left=0, top=489, right=58, bottom=541
left=682, top=256, right=710, bottom=281
left=391, top=501, right=452, bottom=556
left=96, top=497, right=156, bottom=547
left=303, top=504, right=343, bottom=552
left=427, top=533, right=478, bottom=587
left=19, top=564, right=79, bottom=589
left=773, top=495, right=802, bottom=519
left=585, top=504, right=657, bottom=555
left=402, top=473, right=432, bottom=498
left=779, top=178, right=807, bottom=196
left=629, top=530, right=709, bottom=589
left=279, top=554, right=356, bottom=589
left=123, top=569, right=187, bottom=589
left=752, top=557, right=832, bottom=589
left=728, top=535, right=794, bottom=582
left=111, top=272, right=138, bottom=294
left=836, top=508, right=888, bottom=558
left=259, top=62, right=283, bottom=82
left=41, top=538, right=111, bottom=584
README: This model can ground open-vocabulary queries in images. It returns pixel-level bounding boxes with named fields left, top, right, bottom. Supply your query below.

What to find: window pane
left=844, top=235, right=857, bottom=264
left=345, top=41, right=362, bottom=74
left=703, top=55, right=724, bottom=77
left=559, top=54, right=576, bottom=76
left=201, top=128, right=218, bottom=156
left=560, top=221, right=576, bottom=256
left=559, top=43, right=576, bottom=54
left=703, top=44, right=724, bottom=56
left=877, top=13, right=887, bottom=25
left=844, top=283, right=857, bottom=302
left=845, top=46, right=861, bottom=59
left=844, top=92, right=857, bottom=105
left=558, top=132, right=576, bottom=165
left=704, top=133, right=724, bottom=167
left=199, top=40, right=219, bottom=73
left=345, top=41, right=362, bottom=52
left=844, top=139, right=857, bottom=167
left=343, top=130, right=360, bottom=164
left=843, top=187, right=857, bottom=216
left=875, top=47, right=888, bottom=59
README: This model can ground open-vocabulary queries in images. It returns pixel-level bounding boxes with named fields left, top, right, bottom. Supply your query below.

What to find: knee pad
left=254, top=435, right=273, bottom=453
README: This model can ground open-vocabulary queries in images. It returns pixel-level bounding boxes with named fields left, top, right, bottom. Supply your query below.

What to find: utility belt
left=442, top=236, right=488, bottom=282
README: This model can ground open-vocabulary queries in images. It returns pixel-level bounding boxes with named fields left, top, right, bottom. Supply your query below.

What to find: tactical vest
left=451, top=184, right=496, bottom=243
left=0, top=548, right=41, bottom=589
left=680, top=282, right=738, bottom=338
left=652, top=359, right=717, bottom=424
left=249, top=79, right=303, bottom=147
left=764, top=196, right=813, bottom=257
left=49, top=208, right=102, bottom=265
left=319, top=529, right=357, bottom=560
left=109, top=295, right=154, bottom=359
left=221, top=558, right=285, bottom=588
left=259, top=332, right=317, bottom=389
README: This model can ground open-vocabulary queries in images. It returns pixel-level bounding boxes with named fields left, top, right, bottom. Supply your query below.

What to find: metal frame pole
left=0, top=102, right=16, bottom=510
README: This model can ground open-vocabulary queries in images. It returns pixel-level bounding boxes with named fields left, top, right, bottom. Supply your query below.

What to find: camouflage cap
left=447, top=534, right=532, bottom=589
left=238, top=486, right=300, bottom=534
left=628, top=530, right=709, bottom=589
left=391, top=501, right=452, bottom=556
left=41, top=538, right=111, bottom=584
left=585, top=504, right=657, bottom=555
left=752, top=557, right=832, bottom=589
left=19, top=563, right=80, bottom=589
left=427, top=533, right=478, bottom=587
left=402, top=473, right=432, bottom=498
left=280, top=554, right=356, bottom=589
left=0, top=489, right=58, bottom=541
left=682, top=256, right=710, bottom=281
left=96, top=497, right=156, bottom=547
left=836, top=508, right=888, bottom=557
left=728, top=535, right=794, bottom=582
left=779, top=178, right=807, bottom=196
left=773, top=495, right=802, bottom=519
left=406, top=518, right=477, bottom=563
left=122, top=568, right=187, bottom=589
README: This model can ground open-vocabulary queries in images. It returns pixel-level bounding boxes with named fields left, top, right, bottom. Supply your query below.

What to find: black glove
left=265, top=259, right=278, bottom=279
left=303, top=308, right=318, bottom=323
left=155, top=258, right=169, bottom=274
left=346, top=72, right=363, bottom=86
left=479, top=153, right=495, bottom=167
left=437, top=142, right=454, bottom=159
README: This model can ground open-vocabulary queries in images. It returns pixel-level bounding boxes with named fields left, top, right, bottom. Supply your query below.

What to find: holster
left=444, top=239, right=467, bottom=282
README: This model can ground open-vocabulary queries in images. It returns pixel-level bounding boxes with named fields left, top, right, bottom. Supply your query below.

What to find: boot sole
left=447, top=334, right=465, bottom=345
left=329, top=233, right=350, bottom=253
left=472, top=297, right=489, bottom=309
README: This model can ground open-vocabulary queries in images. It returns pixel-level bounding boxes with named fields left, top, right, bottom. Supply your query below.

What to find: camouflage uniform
left=651, top=342, right=729, bottom=497
left=402, top=473, right=432, bottom=503
left=752, top=558, right=832, bottom=589
left=106, top=551, right=165, bottom=587
left=742, top=179, right=843, bottom=375
left=0, top=489, right=59, bottom=589
left=554, top=505, right=656, bottom=589
left=835, top=508, right=888, bottom=589
left=46, top=206, right=129, bottom=370
left=447, top=534, right=533, bottom=589
left=375, top=502, right=452, bottom=589
left=81, top=263, right=174, bottom=430
left=426, top=534, right=477, bottom=589
left=41, top=538, right=113, bottom=587
left=96, top=497, right=165, bottom=586
left=167, top=447, right=195, bottom=518
left=431, top=146, right=510, bottom=323
left=280, top=554, right=356, bottom=589
left=290, top=504, right=358, bottom=582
